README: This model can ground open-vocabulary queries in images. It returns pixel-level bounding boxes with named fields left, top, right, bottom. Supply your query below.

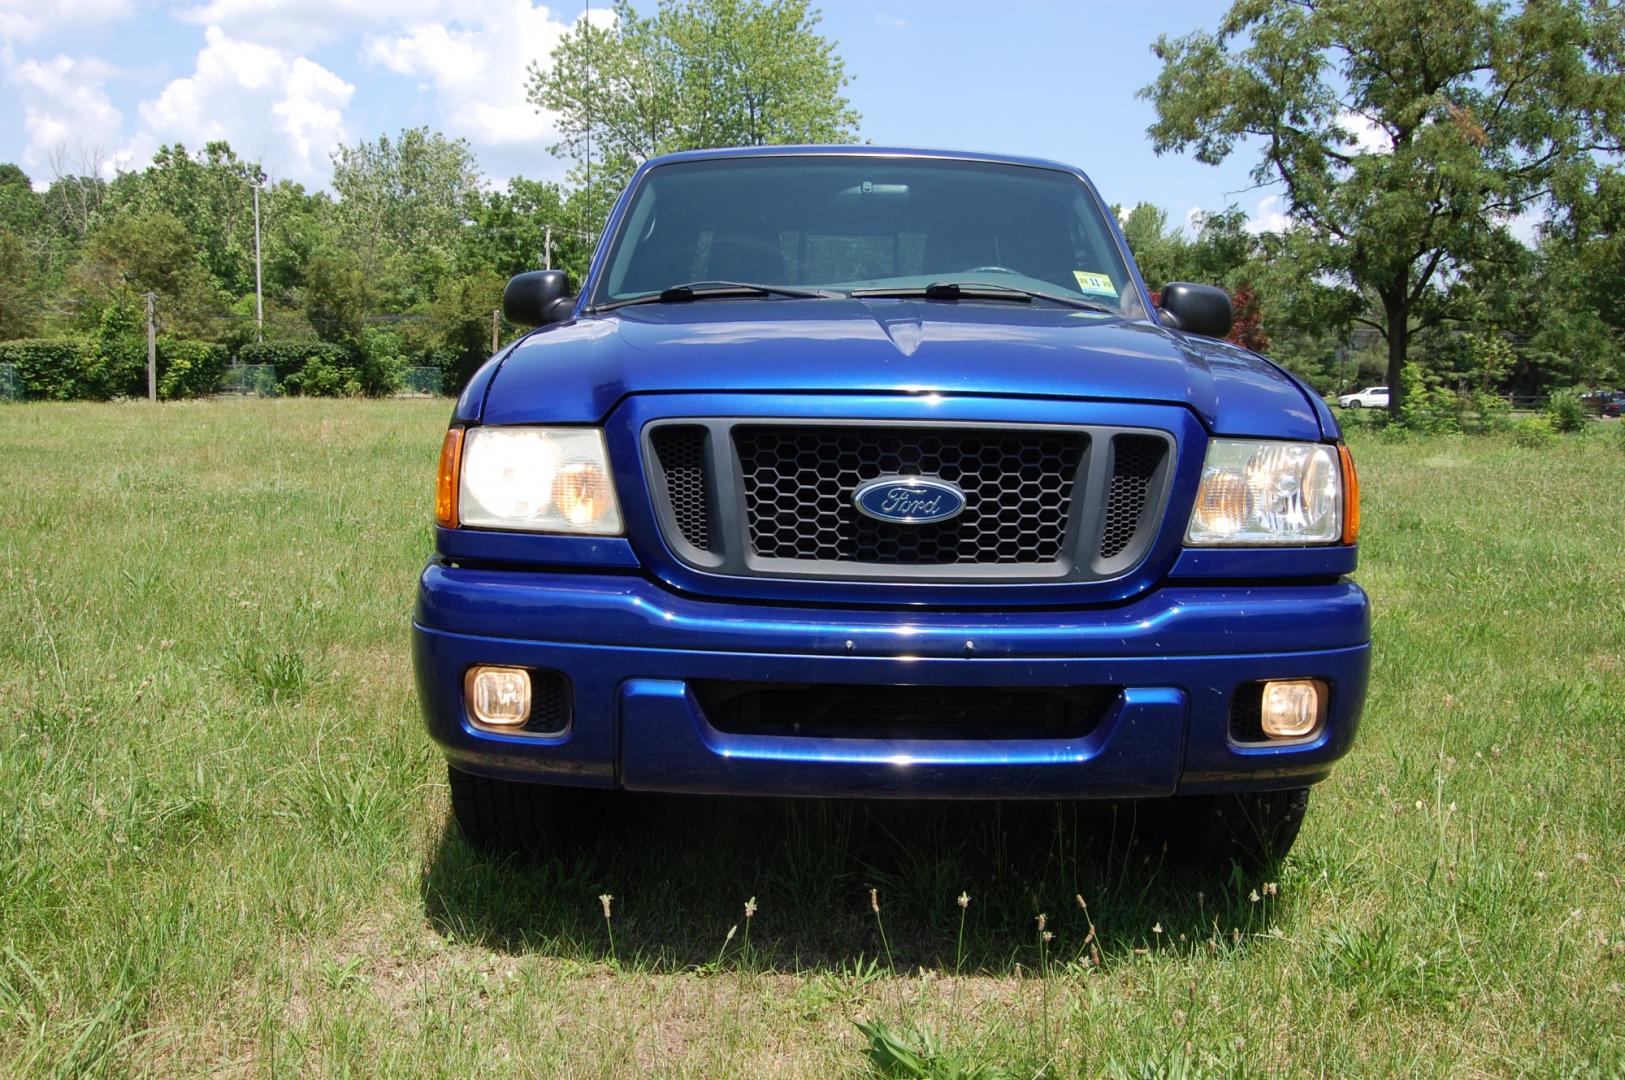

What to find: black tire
left=447, top=765, right=582, bottom=856
left=1131, top=787, right=1310, bottom=874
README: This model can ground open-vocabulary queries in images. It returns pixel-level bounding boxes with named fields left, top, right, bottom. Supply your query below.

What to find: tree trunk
left=1382, top=291, right=1410, bottom=422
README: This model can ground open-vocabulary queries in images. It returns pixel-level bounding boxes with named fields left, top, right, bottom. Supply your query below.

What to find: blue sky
left=0, top=0, right=1283, bottom=229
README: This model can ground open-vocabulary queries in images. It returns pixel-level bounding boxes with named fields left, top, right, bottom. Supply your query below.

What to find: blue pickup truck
left=414, top=146, right=1369, bottom=869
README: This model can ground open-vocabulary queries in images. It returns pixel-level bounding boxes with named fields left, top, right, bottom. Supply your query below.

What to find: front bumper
left=414, top=564, right=1370, bottom=800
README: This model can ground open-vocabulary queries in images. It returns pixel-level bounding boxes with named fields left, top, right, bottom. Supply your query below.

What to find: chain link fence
left=218, top=364, right=281, bottom=397
left=401, top=366, right=444, bottom=396
left=0, top=364, right=19, bottom=403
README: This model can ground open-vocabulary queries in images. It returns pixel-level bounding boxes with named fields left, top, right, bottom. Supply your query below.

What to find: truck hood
left=477, top=299, right=1324, bottom=439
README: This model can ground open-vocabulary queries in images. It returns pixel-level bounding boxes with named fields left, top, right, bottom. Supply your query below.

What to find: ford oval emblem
left=852, top=476, right=966, bottom=525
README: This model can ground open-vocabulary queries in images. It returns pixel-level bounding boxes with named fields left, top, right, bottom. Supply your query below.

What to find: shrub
left=0, top=337, right=229, bottom=400
left=237, top=341, right=362, bottom=397
left=1610, top=418, right=1625, bottom=454
left=1397, top=362, right=1461, bottom=434
left=0, top=339, right=87, bottom=400
left=1465, top=390, right=1512, bottom=433
left=157, top=340, right=229, bottom=400
left=1545, top=389, right=1589, bottom=433
left=357, top=328, right=407, bottom=398
left=1512, top=417, right=1556, bottom=448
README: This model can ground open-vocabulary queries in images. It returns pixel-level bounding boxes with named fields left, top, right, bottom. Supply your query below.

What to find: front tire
left=447, top=765, right=585, bottom=856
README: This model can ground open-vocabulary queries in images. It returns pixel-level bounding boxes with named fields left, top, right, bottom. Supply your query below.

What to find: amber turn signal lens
left=436, top=427, right=464, bottom=528
left=1338, top=443, right=1360, bottom=545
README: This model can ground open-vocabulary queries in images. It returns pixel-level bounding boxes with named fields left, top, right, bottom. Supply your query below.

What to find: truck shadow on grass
left=420, top=792, right=1288, bottom=973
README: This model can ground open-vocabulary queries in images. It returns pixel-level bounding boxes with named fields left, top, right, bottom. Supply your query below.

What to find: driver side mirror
left=503, top=270, right=574, bottom=327
left=1156, top=282, right=1233, bottom=339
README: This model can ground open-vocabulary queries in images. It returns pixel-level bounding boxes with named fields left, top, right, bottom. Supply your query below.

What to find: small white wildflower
left=598, top=894, right=613, bottom=920
left=958, top=891, right=970, bottom=910
left=869, top=888, right=880, bottom=914
left=1036, top=913, right=1047, bottom=932
left=1249, top=889, right=1260, bottom=903
left=744, top=897, right=757, bottom=919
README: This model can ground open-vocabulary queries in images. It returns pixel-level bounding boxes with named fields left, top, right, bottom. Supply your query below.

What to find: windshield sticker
left=1072, top=270, right=1118, bottom=296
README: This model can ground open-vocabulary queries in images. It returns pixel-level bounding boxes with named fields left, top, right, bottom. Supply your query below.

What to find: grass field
left=1, top=399, right=1622, bottom=1078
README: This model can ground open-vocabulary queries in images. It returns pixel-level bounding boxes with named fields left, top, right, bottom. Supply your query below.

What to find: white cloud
left=363, top=1, right=582, bottom=179
left=0, top=0, right=134, bottom=44
left=4, top=52, right=133, bottom=177
left=174, top=0, right=460, bottom=48
left=133, top=27, right=354, bottom=184
left=874, top=14, right=910, bottom=30
left=1243, top=194, right=1292, bottom=235
left=1334, top=110, right=1393, bottom=155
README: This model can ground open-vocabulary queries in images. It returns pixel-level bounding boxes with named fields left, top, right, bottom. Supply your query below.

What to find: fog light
left=466, top=666, right=530, bottom=728
left=1260, top=679, right=1324, bottom=739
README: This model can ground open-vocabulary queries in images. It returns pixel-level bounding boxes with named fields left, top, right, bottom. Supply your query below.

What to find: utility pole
left=491, top=308, right=500, bottom=356
left=544, top=223, right=553, bottom=267
left=252, top=182, right=264, bottom=343
left=145, top=292, right=157, bottom=402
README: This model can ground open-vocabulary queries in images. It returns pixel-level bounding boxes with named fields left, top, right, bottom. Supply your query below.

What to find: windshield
left=591, top=155, right=1143, bottom=315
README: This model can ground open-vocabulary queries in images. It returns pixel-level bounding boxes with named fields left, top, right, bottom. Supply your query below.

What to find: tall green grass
left=1, top=400, right=1620, bottom=1077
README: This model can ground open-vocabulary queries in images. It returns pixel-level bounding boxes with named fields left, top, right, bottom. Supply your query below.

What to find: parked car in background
left=1337, top=386, right=1390, bottom=409
left=414, top=146, right=1369, bottom=872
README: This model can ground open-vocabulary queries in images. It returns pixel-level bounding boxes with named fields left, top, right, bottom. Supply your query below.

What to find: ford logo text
left=852, top=477, right=967, bottom=525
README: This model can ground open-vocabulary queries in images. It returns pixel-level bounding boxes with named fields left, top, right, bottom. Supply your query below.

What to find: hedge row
left=0, top=338, right=418, bottom=400
left=0, top=338, right=229, bottom=401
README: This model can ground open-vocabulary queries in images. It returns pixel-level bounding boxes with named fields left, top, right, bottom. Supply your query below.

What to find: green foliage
left=1512, top=416, right=1556, bottom=448
left=156, top=340, right=229, bottom=400
left=0, top=339, right=85, bottom=400
left=1545, top=389, right=1590, bottom=433
left=238, top=341, right=363, bottom=398
left=357, top=328, right=408, bottom=398
left=1396, top=362, right=1461, bottom=434
left=855, top=1019, right=1013, bottom=1080
left=1143, top=0, right=1625, bottom=415
left=0, top=336, right=228, bottom=400
left=0, top=227, right=41, bottom=340
left=1611, top=419, right=1625, bottom=453
left=1464, top=390, right=1512, bottom=433
left=530, top=0, right=860, bottom=200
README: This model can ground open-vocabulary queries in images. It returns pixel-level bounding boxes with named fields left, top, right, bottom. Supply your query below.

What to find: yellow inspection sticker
left=1073, top=270, right=1117, bottom=296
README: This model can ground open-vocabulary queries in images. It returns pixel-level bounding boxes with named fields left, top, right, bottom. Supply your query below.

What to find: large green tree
left=1142, top=0, right=1625, bottom=416
left=331, top=127, right=482, bottom=305
left=527, top=0, right=860, bottom=233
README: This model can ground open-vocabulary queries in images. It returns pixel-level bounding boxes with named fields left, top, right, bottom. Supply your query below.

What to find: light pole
left=252, top=180, right=264, bottom=343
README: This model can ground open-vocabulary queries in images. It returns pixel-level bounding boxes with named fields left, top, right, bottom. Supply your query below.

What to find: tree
left=1142, top=0, right=1625, bottom=417
left=75, top=209, right=220, bottom=336
left=528, top=0, right=860, bottom=230
left=331, top=128, right=481, bottom=305
left=0, top=228, right=41, bottom=339
left=110, top=143, right=265, bottom=298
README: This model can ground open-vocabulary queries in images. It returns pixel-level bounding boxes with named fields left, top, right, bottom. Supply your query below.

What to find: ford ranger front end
left=412, top=146, right=1369, bottom=868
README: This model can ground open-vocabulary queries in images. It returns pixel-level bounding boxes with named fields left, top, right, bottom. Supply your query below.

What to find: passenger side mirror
left=503, top=269, right=574, bottom=327
left=1156, top=282, right=1233, bottom=339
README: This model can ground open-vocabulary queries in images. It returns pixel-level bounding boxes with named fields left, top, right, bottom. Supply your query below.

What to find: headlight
left=456, top=426, right=622, bottom=534
left=1186, top=439, right=1342, bottom=545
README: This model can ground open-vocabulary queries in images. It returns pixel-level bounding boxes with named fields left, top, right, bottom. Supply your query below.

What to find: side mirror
left=1156, top=282, right=1233, bottom=339
left=503, top=270, right=574, bottom=326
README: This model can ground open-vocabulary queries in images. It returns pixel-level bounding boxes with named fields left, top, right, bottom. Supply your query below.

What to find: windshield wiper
left=594, top=280, right=840, bottom=312
left=850, top=281, right=1116, bottom=314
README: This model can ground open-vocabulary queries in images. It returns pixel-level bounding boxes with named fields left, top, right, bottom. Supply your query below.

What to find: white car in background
left=1337, top=386, right=1390, bottom=409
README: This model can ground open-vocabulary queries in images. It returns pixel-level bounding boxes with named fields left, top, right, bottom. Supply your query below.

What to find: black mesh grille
left=696, top=682, right=1120, bottom=740
left=734, top=426, right=1086, bottom=565
left=525, top=670, right=571, bottom=734
left=651, top=426, right=711, bottom=551
left=1098, top=435, right=1166, bottom=561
